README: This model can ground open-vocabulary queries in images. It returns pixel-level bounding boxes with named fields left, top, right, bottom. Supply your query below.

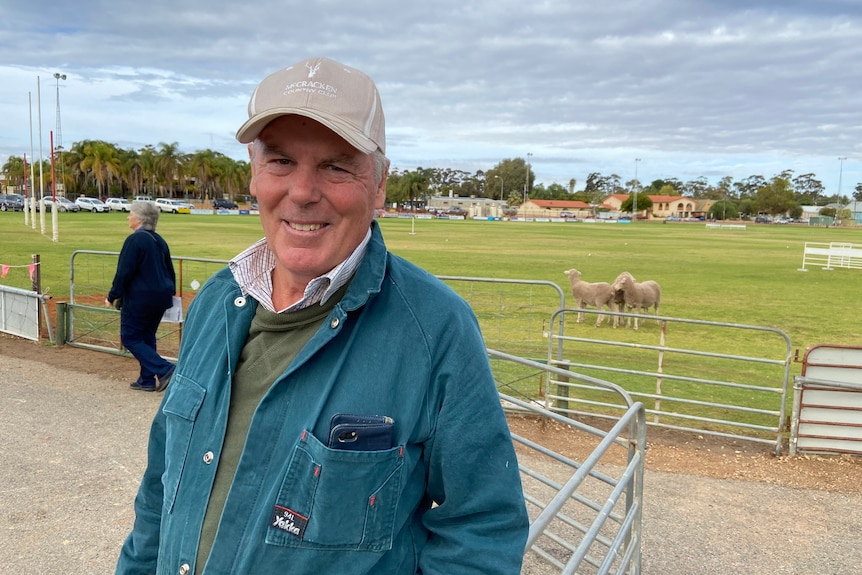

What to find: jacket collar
left=337, top=220, right=388, bottom=313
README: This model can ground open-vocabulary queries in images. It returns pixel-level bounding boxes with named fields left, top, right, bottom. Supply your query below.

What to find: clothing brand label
left=271, top=505, right=308, bottom=539
left=282, top=80, right=337, bottom=99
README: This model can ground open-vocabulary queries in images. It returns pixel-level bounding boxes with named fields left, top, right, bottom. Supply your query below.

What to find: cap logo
left=305, top=62, right=321, bottom=78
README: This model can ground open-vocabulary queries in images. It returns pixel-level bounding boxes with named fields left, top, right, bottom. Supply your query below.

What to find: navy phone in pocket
left=328, top=413, right=395, bottom=451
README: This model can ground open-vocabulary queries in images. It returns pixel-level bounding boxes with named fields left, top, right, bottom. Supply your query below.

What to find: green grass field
left=2, top=210, right=860, bottom=351
left=3, top=210, right=859, bottom=445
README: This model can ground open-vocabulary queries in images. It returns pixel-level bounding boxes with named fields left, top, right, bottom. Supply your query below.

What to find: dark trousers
left=121, top=310, right=173, bottom=386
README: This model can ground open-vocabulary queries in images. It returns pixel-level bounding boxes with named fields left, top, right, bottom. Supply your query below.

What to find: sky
left=1, top=0, right=861, bottom=195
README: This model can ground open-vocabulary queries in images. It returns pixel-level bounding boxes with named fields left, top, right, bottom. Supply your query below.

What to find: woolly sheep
left=611, top=271, right=662, bottom=330
left=563, top=269, right=616, bottom=327
left=612, top=288, right=627, bottom=328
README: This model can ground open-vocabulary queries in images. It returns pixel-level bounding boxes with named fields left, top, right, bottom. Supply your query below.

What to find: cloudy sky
left=2, top=0, right=860, bottom=194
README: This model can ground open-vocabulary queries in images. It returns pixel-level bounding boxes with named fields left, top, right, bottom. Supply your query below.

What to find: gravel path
left=2, top=353, right=861, bottom=574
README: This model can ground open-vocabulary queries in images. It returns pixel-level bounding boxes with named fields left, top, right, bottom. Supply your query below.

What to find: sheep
left=611, top=271, right=662, bottom=330
left=563, top=269, right=616, bottom=327
left=612, top=288, right=627, bottom=328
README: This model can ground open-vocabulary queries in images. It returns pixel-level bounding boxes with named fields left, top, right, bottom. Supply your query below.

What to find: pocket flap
left=162, top=376, right=206, bottom=421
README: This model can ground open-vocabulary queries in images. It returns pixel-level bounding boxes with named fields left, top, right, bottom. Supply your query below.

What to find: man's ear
left=375, top=163, right=390, bottom=209
left=247, top=144, right=258, bottom=198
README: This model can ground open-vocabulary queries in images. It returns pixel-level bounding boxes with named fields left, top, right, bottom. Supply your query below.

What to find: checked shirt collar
left=229, top=228, right=371, bottom=313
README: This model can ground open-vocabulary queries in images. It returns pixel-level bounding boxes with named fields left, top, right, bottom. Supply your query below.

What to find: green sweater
left=195, top=287, right=345, bottom=573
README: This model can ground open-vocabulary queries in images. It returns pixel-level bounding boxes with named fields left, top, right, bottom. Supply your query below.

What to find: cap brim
left=236, top=108, right=377, bottom=154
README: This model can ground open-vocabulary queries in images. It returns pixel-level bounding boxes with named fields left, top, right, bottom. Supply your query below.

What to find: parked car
left=445, top=206, right=467, bottom=216
left=134, top=195, right=154, bottom=203
left=213, top=198, right=239, bottom=209
left=75, top=196, right=109, bottom=212
left=43, top=197, right=81, bottom=212
left=105, top=197, right=132, bottom=212
left=155, top=198, right=193, bottom=214
left=0, top=193, right=25, bottom=211
left=558, top=211, right=575, bottom=218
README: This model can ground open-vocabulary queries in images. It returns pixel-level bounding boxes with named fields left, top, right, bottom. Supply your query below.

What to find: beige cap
left=236, top=57, right=385, bottom=154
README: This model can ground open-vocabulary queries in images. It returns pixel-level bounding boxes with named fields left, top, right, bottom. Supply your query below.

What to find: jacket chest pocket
left=161, top=376, right=206, bottom=513
left=266, top=430, right=404, bottom=552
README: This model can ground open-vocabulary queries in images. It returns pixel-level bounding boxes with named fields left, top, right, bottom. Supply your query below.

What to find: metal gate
left=544, top=309, right=792, bottom=455
left=0, top=285, right=50, bottom=342
left=491, top=350, right=646, bottom=575
left=790, top=344, right=862, bottom=456
left=65, top=250, right=228, bottom=355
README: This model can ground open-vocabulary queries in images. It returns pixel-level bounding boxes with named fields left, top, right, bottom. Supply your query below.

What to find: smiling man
left=115, top=57, right=528, bottom=575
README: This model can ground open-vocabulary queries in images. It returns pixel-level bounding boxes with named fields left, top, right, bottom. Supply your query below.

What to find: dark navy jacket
left=108, top=228, right=176, bottom=317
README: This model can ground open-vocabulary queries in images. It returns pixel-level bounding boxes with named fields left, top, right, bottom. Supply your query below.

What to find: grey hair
left=130, top=200, right=161, bottom=230
left=371, top=149, right=390, bottom=183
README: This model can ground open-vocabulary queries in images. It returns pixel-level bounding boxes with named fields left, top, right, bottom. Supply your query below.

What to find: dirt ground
left=2, top=332, right=860, bottom=493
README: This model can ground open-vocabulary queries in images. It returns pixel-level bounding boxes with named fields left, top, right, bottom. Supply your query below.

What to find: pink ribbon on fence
left=29, top=264, right=35, bottom=281
left=1, top=265, right=9, bottom=278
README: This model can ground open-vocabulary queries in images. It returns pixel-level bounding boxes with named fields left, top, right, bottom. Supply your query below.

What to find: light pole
left=53, top=73, right=66, bottom=198
left=837, top=156, right=847, bottom=225
left=633, top=158, right=641, bottom=222
left=50, top=72, right=66, bottom=243
left=494, top=175, right=504, bottom=201
left=524, top=152, right=532, bottom=207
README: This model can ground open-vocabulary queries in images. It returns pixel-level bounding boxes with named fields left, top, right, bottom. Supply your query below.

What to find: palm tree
left=79, top=140, right=122, bottom=197
left=189, top=149, right=220, bottom=201
left=217, top=156, right=250, bottom=202
left=2, top=155, right=26, bottom=192
left=154, top=142, right=186, bottom=198
left=64, top=140, right=89, bottom=192
left=138, top=145, right=157, bottom=196
left=119, top=148, right=144, bottom=197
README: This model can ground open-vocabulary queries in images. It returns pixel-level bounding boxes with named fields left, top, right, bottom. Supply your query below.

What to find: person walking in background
left=115, top=56, right=528, bottom=574
left=106, top=200, right=176, bottom=392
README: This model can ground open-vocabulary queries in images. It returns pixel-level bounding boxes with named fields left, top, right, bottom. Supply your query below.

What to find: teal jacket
left=116, top=223, right=529, bottom=574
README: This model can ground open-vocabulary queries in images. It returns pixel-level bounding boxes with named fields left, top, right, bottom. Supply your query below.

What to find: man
left=116, top=56, right=528, bottom=575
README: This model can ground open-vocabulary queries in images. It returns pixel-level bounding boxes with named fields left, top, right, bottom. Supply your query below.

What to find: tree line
left=387, top=158, right=862, bottom=219
left=2, top=140, right=250, bottom=202
left=4, top=145, right=860, bottom=217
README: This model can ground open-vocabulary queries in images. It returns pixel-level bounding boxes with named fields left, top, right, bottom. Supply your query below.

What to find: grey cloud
left=1, top=0, right=860, bottom=187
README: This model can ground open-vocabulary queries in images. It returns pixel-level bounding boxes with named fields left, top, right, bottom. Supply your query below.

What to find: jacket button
left=203, top=451, right=214, bottom=464
left=179, top=564, right=190, bottom=575
left=234, top=296, right=246, bottom=307
left=330, top=317, right=339, bottom=329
